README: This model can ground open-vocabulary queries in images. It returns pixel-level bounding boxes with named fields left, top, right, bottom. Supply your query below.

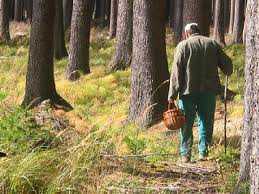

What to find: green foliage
left=0, top=107, right=59, bottom=154
left=124, top=135, right=147, bottom=155
left=0, top=91, right=7, bottom=101
left=0, top=151, right=59, bottom=194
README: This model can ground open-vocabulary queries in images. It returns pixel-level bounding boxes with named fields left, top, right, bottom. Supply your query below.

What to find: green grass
left=0, top=26, right=246, bottom=193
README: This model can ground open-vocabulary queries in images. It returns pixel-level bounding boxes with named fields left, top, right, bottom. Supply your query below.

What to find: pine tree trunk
left=63, top=0, right=73, bottom=31
left=66, top=0, right=94, bottom=81
left=25, top=0, right=32, bottom=22
left=22, top=0, right=72, bottom=110
left=172, top=0, right=183, bottom=44
left=232, top=0, right=245, bottom=43
left=129, top=0, right=170, bottom=127
left=168, top=0, right=174, bottom=28
left=213, top=0, right=225, bottom=46
left=229, top=0, right=235, bottom=34
left=54, top=0, right=68, bottom=60
left=9, top=0, right=15, bottom=20
left=99, top=0, right=106, bottom=27
left=0, top=0, right=10, bottom=42
left=183, top=0, right=211, bottom=36
left=109, top=0, right=117, bottom=38
left=223, top=0, right=230, bottom=33
left=109, top=0, right=133, bottom=71
left=238, top=0, right=259, bottom=191
left=14, top=0, right=24, bottom=21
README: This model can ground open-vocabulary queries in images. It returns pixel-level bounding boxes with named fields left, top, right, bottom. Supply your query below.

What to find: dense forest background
left=0, top=0, right=258, bottom=193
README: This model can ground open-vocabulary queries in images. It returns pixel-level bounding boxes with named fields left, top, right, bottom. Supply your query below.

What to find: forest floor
left=0, top=23, right=249, bottom=193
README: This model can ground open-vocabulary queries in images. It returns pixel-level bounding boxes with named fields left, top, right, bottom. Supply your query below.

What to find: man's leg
left=178, top=95, right=196, bottom=159
left=197, top=93, right=216, bottom=157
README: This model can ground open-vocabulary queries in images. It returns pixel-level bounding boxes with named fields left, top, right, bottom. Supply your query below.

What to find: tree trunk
left=232, top=0, right=245, bottom=43
left=238, top=0, right=259, bottom=190
left=129, top=0, right=170, bottom=127
left=168, top=0, right=174, bottom=28
left=213, top=0, right=225, bottom=46
left=63, top=0, right=73, bottom=31
left=223, top=0, right=230, bottom=33
left=96, top=0, right=106, bottom=27
left=14, top=0, right=24, bottom=21
left=25, top=0, right=32, bottom=22
left=9, top=0, right=15, bottom=20
left=22, top=0, right=72, bottom=110
left=229, top=0, right=235, bottom=34
left=54, top=0, right=68, bottom=60
left=183, top=0, right=211, bottom=37
left=0, top=0, right=10, bottom=42
left=66, top=0, right=94, bottom=81
left=109, top=0, right=117, bottom=38
left=109, top=0, right=133, bottom=71
left=172, top=0, right=183, bottom=44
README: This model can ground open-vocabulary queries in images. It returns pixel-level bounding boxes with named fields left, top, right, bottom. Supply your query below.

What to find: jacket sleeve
left=216, top=42, right=233, bottom=76
left=168, top=46, right=184, bottom=101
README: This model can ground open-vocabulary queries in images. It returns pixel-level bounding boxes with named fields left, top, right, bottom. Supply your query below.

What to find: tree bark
left=232, top=0, right=245, bottom=43
left=223, top=0, right=230, bottom=33
left=229, top=0, right=235, bottom=34
left=66, top=0, right=94, bottom=81
left=109, top=0, right=117, bottom=38
left=96, top=0, right=106, bottom=27
left=9, top=0, right=15, bottom=20
left=172, top=0, right=183, bottom=44
left=168, top=0, right=174, bottom=28
left=238, top=0, right=259, bottom=191
left=22, top=0, right=72, bottom=110
left=129, top=0, right=170, bottom=127
left=183, top=0, right=211, bottom=37
left=109, top=0, right=133, bottom=71
left=25, top=0, right=32, bottom=22
left=14, top=0, right=24, bottom=21
left=0, top=0, right=10, bottom=42
left=54, top=0, right=68, bottom=60
left=63, top=0, right=73, bottom=31
left=213, top=0, right=226, bottom=46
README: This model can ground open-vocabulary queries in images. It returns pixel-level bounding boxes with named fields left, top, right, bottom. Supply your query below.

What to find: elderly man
left=168, top=23, right=233, bottom=162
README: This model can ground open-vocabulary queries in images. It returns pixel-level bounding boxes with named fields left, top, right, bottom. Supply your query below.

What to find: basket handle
left=168, top=101, right=177, bottom=110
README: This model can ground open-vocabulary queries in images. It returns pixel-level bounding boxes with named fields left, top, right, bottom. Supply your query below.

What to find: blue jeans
left=178, top=92, right=216, bottom=157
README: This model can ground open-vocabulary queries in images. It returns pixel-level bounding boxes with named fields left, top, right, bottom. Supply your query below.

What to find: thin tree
left=213, top=0, right=226, bottom=46
left=63, top=0, right=73, bottom=31
left=172, top=0, right=183, bottom=44
left=66, top=0, right=94, bottom=81
left=109, top=0, right=117, bottom=39
left=14, top=0, right=24, bottom=21
left=22, top=0, right=72, bottom=110
left=0, top=0, right=10, bottom=42
left=109, top=0, right=133, bottom=71
left=183, top=0, right=211, bottom=36
left=229, top=0, right=235, bottom=34
left=25, top=0, right=32, bottom=22
left=232, top=0, right=245, bottom=43
left=129, top=0, right=170, bottom=127
left=54, top=0, right=68, bottom=60
left=223, top=0, right=230, bottom=33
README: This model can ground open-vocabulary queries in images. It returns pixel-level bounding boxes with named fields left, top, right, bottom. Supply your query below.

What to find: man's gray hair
left=184, top=23, right=199, bottom=33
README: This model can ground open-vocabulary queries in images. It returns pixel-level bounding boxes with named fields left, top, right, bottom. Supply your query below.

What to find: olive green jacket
left=168, top=34, right=233, bottom=100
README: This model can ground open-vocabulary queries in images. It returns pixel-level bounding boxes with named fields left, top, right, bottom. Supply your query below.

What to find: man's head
left=184, top=23, right=200, bottom=39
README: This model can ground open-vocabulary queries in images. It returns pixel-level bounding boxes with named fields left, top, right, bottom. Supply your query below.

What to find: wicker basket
left=163, top=102, right=186, bottom=130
